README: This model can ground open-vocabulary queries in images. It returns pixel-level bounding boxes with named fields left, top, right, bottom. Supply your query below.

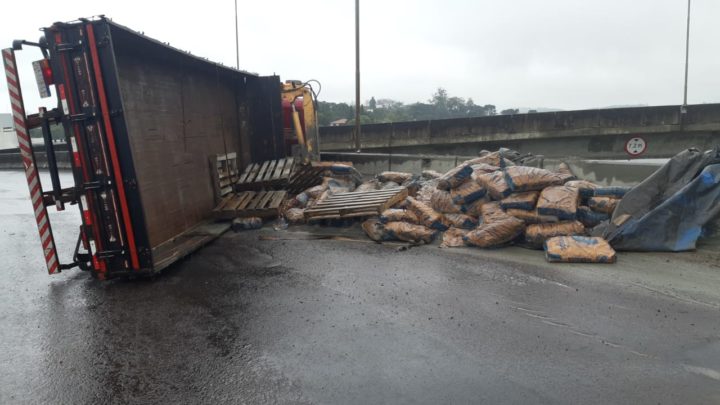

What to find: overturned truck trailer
left=3, top=17, right=285, bottom=279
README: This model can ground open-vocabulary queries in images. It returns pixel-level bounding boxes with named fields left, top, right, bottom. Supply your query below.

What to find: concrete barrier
left=0, top=149, right=71, bottom=170
left=320, top=103, right=720, bottom=159
left=321, top=151, right=661, bottom=186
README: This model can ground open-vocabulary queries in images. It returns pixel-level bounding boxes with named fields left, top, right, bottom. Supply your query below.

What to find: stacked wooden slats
left=214, top=190, right=287, bottom=219
left=304, top=187, right=408, bottom=220
left=287, top=164, right=326, bottom=194
left=236, top=158, right=295, bottom=191
left=212, top=153, right=238, bottom=197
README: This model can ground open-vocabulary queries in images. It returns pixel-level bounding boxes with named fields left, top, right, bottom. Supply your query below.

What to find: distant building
left=0, top=113, right=11, bottom=129
left=1, top=128, right=18, bottom=150
left=329, top=118, right=349, bottom=126
left=0, top=113, right=18, bottom=150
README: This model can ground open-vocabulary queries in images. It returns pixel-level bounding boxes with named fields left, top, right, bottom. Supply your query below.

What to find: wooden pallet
left=287, top=164, right=326, bottom=194
left=304, top=187, right=408, bottom=220
left=214, top=190, right=287, bottom=219
left=236, top=158, right=294, bottom=191
left=210, top=152, right=239, bottom=198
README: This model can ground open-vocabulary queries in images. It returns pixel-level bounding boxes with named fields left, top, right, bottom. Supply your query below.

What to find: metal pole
left=234, top=0, right=240, bottom=69
left=682, top=0, right=691, bottom=113
left=354, top=0, right=361, bottom=151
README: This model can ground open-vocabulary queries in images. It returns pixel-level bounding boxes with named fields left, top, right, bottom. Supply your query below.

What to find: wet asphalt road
left=2, top=170, right=720, bottom=404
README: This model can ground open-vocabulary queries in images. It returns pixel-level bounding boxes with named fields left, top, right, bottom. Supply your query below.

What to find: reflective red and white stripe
left=3, top=48, right=59, bottom=274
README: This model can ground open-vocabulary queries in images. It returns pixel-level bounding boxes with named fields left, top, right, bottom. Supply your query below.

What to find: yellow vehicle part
left=281, top=81, right=319, bottom=163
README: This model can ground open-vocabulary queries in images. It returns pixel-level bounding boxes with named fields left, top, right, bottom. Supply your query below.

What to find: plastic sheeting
left=587, top=196, right=620, bottom=214
left=500, top=191, right=540, bottom=211
left=407, top=196, right=448, bottom=231
left=476, top=171, right=512, bottom=200
left=537, top=185, right=580, bottom=220
left=577, top=206, right=608, bottom=228
left=437, top=164, right=473, bottom=190
left=462, top=196, right=490, bottom=217
left=384, top=221, right=436, bottom=244
left=481, top=202, right=512, bottom=224
left=525, top=221, right=585, bottom=247
left=444, top=213, right=478, bottom=229
left=285, top=208, right=305, bottom=224
left=431, top=189, right=463, bottom=214
left=379, top=208, right=419, bottom=224
left=378, top=171, right=412, bottom=184
left=600, top=161, right=720, bottom=251
left=594, top=147, right=720, bottom=251
left=503, top=166, right=567, bottom=193
left=506, top=208, right=559, bottom=224
left=463, top=217, right=525, bottom=248
left=451, top=180, right=487, bottom=205
left=441, top=227, right=469, bottom=248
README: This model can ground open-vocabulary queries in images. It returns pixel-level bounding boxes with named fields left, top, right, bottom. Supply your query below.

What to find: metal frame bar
left=88, top=21, right=154, bottom=271
left=86, top=23, right=140, bottom=270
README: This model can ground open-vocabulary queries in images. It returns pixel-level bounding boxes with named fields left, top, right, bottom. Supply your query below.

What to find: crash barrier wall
left=320, top=151, right=663, bottom=187
left=0, top=148, right=71, bottom=169
left=319, top=104, right=720, bottom=159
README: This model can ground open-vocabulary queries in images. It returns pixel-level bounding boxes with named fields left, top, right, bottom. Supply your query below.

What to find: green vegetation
left=318, top=88, right=505, bottom=126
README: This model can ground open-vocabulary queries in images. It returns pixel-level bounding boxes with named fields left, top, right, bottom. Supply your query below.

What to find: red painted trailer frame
left=4, top=17, right=285, bottom=279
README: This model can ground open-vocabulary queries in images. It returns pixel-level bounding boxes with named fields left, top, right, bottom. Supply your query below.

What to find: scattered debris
left=378, top=171, right=413, bottom=184
left=232, top=217, right=263, bottom=232
left=238, top=147, right=720, bottom=265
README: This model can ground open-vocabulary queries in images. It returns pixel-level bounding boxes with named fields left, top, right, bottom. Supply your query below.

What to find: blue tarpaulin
left=596, top=148, right=720, bottom=251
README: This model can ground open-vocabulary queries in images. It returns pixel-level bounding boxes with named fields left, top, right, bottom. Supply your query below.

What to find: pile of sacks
left=360, top=149, right=625, bottom=263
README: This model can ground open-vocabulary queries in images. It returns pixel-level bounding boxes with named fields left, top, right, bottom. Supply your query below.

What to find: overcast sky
left=1, top=0, right=719, bottom=114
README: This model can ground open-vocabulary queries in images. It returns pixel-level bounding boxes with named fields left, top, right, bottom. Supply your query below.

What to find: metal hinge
left=96, top=249, right=124, bottom=260
left=55, top=42, right=82, bottom=53
left=124, top=178, right=137, bottom=190
left=69, top=113, right=90, bottom=122
left=83, top=181, right=103, bottom=190
left=97, top=35, right=111, bottom=47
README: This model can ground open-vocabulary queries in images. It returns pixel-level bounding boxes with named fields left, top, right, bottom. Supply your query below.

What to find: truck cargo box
left=3, top=17, right=284, bottom=278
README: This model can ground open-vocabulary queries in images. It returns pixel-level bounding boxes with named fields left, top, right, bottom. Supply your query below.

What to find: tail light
left=32, top=58, right=53, bottom=98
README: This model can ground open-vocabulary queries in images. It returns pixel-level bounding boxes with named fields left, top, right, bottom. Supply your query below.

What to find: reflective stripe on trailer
left=80, top=194, right=92, bottom=225
left=3, top=48, right=60, bottom=274
left=58, top=84, right=69, bottom=115
left=69, top=137, right=81, bottom=167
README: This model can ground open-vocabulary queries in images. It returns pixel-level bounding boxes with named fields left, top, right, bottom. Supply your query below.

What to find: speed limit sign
left=625, top=137, right=647, bottom=157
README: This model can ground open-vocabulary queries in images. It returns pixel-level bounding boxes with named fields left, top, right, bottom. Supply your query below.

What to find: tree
left=317, top=89, right=498, bottom=125
left=500, top=108, right=520, bottom=115
left=376, top=98, right=403, bottom=109
left=429, top=88, right=448, bottom=106
left=447, top=96, right=466, bottom=117
left=429, top=88, right=449, bottom=118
